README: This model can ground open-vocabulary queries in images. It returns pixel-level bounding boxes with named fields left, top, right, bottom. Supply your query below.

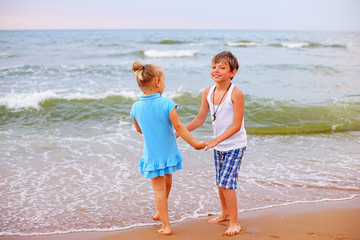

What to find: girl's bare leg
left=151, top=176, right=171, bottom=235
left=153, top=174, right=172, bottom=221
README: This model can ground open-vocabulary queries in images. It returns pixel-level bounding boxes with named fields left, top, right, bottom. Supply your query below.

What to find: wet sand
left=2, top=197, right=359, bottom=240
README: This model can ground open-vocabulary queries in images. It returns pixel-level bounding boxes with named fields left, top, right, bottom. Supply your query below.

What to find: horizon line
left=0, top=28, right=359, bottom=32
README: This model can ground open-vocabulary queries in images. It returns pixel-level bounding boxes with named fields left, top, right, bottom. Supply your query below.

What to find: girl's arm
left=185, top=87, right=211, bottom=131
left=205, top=87, right=244, bottom=151
left=169, top=108, right=205, bottom=150
left=133, top=119, right=142, bottom=134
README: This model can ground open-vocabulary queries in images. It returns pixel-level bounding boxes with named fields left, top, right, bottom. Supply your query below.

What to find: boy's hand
left=204, top=139, right=219, bottom=151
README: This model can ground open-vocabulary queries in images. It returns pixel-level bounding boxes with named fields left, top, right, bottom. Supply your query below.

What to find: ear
left=230, top=69, right=237, bottom=79
left=154, top=77, right=161, bottom=87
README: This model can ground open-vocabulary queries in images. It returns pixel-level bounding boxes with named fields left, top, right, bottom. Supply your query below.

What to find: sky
left=0, top=0, right=359, bottom=31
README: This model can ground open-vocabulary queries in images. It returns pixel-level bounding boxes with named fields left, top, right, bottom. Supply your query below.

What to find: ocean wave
left=1, top=91, right=359, bottom=135
left=0, top=90, right=58, bottom=110
left=0, top=89, right=188, bottom=110
left=143, top=50, right=199, bottom=58
left=159, top=39, right=186, bottom=44
left=258, top=64, right=341, bottom=75
left=226, top=41, right=347, bottom=49
left=0, top=90, right=137, bottom=110
left=0, top=52, right=18, bottom=58
left=245, top=96, right=360, bottom=134
left=226, top=40, right=261, bottom=47
left=0, top=64, right=129, bottom=78
left=270, top=42, right=347, bottom=49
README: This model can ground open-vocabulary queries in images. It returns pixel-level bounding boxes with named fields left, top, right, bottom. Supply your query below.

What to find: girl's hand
left=194, top=141, right=205, bottom=150
left=174, top=131, right=180, bottom=138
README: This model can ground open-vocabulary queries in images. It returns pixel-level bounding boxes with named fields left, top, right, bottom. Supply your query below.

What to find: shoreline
left=2, top=197, right=359, bottom=240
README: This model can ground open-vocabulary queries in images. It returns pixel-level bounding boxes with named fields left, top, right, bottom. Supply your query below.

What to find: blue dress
left=130, top=93, right=183, bottom=179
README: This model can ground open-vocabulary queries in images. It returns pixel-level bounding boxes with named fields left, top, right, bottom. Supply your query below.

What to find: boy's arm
left=185, top=87, right=210, bottom=131
left=205, top=87, right=244, bottom=151
left=169, top=108, right=205, bottom=150
left=133, top=119, right=143, bottom=134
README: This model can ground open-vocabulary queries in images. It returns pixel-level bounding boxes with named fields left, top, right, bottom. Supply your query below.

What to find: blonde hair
left=131, top=60, right=164, bottom=89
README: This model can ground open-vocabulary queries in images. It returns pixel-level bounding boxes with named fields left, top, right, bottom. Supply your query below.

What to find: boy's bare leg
left=208, top=186, right=230, bottom=223
left=153, top=174, right=172, bottom=221
left=221, top=188, right=241, bottom=236
left=151, top=176, right=171, bottom=235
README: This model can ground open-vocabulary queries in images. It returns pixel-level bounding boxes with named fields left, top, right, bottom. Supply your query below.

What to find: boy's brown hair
left=211, top=51, right=239, bottom=72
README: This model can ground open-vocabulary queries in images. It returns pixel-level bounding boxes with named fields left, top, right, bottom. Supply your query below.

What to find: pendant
left=212, top=113, right=216, bottom=121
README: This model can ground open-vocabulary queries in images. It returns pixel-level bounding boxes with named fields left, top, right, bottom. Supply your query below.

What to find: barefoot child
left=184, top=51, right=247, bottom=236
left=130, top=60, right=205, bottom=235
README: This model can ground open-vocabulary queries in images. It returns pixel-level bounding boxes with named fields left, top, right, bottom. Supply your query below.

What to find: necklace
left=212, top=83, right=232, bottom=121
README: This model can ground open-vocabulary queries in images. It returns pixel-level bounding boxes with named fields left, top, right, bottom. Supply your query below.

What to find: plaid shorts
left=214, top=147, right=246, bottom=189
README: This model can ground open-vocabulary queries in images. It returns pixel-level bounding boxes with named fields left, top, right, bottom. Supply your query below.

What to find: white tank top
left=207, top=84, right=247, bottom=151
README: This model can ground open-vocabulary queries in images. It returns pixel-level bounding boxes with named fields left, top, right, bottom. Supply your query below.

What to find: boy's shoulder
left=202, top=85, right=213, bottom=95
left=231, top=85, right=244, bottom=103
left=232, top=85, right=243, bottom=94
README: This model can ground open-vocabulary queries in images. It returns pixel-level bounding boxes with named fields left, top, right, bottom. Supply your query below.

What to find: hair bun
left=132, top=60, right=144, bottom=81
left=131, top=60, right=143, bottom=73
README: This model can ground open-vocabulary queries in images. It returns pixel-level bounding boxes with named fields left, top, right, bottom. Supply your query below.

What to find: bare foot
left=153, top=211, right=161, bottom=221
left=157, top=227, right=171, bottom=235
left=223, top=223, right=241, bottom=236
left=207, top=214, right=230, bottom=224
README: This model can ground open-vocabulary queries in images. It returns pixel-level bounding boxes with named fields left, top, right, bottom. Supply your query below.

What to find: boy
left=185, top=51, right=247, bottom=236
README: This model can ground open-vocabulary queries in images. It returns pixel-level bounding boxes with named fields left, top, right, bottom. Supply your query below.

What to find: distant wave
left=226, top=41, right=347, bottom=49
left=226, top=40, right=261, bottom=47
left=0, top=52, right=18, bottom=58
left=0, top=64, right=128, bottom=78
left=159, top=39, right=186, bottom=44
left=258, top=64, right=341, bottom=75
left=141, top=38, right=188, bottom=44
left=272, top=42, right=347, bottom=49
left=143, top=50, right=199, bottom=58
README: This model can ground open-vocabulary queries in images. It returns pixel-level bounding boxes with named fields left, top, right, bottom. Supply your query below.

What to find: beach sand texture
left=3, top=197, right=359, bottom=240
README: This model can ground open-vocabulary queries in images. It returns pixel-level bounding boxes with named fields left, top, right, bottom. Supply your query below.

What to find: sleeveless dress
left=130, top=93, right=183, bottom=178
left=207, top=84, right=247, bottom=151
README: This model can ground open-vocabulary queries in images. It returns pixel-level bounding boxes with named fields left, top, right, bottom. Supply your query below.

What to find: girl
left=130, top=60, right=205, bottom=235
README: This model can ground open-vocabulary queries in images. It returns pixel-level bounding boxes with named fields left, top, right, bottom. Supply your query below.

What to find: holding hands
left=175, top=131, right=217, bottom=151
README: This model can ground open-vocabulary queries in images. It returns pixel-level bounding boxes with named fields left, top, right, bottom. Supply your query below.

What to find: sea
left=0, top=30, right=359, bottom=236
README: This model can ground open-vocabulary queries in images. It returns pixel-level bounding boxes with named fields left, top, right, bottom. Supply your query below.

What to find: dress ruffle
left=139, top=152, right=183, bottom=179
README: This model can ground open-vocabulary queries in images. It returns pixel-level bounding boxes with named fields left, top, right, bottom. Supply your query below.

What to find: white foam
left=0, top=90, right=143, bottom=110
left=144, top=50, right=199, bottom=58
left=227, top=42, right=260, bottom=47
left=0, top=90, right=58, bottom=110
left=63, top=90, right=140, bottom=100
left=281, top=42, right=309, bottom=48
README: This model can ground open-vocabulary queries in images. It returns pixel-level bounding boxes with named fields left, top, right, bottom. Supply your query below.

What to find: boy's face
left=211, top=60, right=237, bottom=83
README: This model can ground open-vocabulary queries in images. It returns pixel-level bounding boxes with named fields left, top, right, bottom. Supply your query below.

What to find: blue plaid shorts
left=214, top=147, right=246, bottom=189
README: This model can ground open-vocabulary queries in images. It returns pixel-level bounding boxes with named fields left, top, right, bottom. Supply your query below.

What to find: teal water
left=0, top=30, right=359, bottom=235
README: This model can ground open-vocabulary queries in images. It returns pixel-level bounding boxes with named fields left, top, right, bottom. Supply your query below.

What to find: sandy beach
left=2, top=197, right=359, bottom=240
